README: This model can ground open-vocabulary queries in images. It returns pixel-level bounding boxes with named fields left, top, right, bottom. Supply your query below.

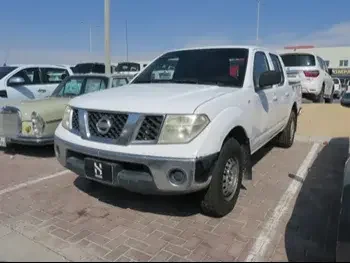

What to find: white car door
left=268, top=53, right=290, bottom=129
left=252, top=51, right=278, bottom=148
left=5, top=67, right=44, bottom=100
left=40, top=67, right=70, bottom=97
left=317, top=57, right=333, bottom=96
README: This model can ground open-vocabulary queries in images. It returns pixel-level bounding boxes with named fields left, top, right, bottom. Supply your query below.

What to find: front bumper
left=54, top=136, right=218, bottom=195
left=5, top=135, right=54, bottom=146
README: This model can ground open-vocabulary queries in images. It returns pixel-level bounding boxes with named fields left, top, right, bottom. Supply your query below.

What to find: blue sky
left=0, top=0, right=349, bottom=64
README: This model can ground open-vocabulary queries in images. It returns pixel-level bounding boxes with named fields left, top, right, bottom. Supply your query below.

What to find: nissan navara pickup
left=54, top=46, right=298, bottom=217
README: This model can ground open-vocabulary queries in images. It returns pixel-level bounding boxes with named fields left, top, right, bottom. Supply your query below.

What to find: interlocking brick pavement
left=0, top=141, right=324, bottom=262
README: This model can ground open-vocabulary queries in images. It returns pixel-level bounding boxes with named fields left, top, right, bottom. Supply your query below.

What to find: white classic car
left=54, top=46, right=298, bottom=217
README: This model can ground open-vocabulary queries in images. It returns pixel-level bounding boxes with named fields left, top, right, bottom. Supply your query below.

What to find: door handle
left=38, top=89, right=46, bottom=93
left=273, top=96, right=278, bottom=101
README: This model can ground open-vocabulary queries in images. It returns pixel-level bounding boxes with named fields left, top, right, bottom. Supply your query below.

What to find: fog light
left=168, top=169, right=187, bottom=186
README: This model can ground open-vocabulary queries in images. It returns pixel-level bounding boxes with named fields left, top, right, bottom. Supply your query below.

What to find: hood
left=1, top=97, right=70, bottom=121
left=70, top=83, right=235, bottom=114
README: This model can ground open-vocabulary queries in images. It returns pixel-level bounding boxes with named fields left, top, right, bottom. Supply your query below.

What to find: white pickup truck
left=54, top=46, right=298, bottom=217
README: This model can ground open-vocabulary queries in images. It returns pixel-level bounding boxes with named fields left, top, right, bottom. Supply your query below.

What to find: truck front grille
left=87, top=111, right=128, bottom=140
left=135, top=115, right=164, bottom=141
left=0, top=107, right=21, bottom=136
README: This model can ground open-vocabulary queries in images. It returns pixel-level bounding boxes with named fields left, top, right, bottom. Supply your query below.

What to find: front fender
left=197, top=106, right=252, bottom=157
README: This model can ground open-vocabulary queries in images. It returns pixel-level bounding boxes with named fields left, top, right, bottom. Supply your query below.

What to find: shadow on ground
left=74, top=142, right=274, bottom=217
left=285, top=137, right=348, bottom=262
left=1, top=144, right=54, bottom=158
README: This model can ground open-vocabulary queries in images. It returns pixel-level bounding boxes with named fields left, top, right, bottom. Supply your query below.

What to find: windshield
left=112, top=77, right=128, bottom=87
left=0, top=66, right=17, bottom=80
left=115, top=62, right=141, bottom=72
left=51, top=76, right=109, bottom=97
left=132, top=48, right=249, bottom=87
left=281, top=54, right=316, bottom=67
left=333, top=79, right=340, bottom=84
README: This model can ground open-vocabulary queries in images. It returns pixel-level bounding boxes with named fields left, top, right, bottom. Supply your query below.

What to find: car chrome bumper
left=5, top=135, right=54, bottom=146
left=54, top=135, right=218, bottom=195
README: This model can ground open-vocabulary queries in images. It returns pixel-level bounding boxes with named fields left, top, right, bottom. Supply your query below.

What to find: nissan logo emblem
left=96, top=116, right=112, bottom=135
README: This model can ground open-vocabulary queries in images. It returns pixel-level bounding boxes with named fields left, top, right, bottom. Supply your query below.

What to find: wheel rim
left=222, top=157, right=239, bottom=201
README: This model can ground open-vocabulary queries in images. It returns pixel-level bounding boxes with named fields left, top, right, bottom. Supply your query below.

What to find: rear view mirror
left=259, top=71, right=281, bottom=88
left=8, top=76, right=25, bottom=86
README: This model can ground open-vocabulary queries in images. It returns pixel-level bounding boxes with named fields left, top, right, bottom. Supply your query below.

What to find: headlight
left=62, top=105, right=72, bottom=130
left=31, top=111, right=45, bottom=136
left=158, top=114, right=210, bottom=144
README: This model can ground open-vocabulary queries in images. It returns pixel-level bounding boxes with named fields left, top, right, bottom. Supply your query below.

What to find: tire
left=275, top=110, right=297, bottom=148
left=314, top=85, right=325, bottom=103
left=200, top=138, right=243, bottom=217
left=325, top=87, right=334, bottom=104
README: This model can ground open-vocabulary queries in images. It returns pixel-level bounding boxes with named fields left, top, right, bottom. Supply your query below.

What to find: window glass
left=0, top=66, right=17, bottom=80
left=112, top=78, right=128, bottom=87
left=41, top=68, right=69, bottom=84
left=281, top=54, right=316, bottom=67
left=58, top=78, right=84, bottom=96
left=270, top=53, right=285, bottom=85
left=253, top=52, right=270, bottom=88
left=84, top=78, right=107, bottom=93
left=133, top=48, right=249, bottom=88
left=11, top=68, right=41, bottom=85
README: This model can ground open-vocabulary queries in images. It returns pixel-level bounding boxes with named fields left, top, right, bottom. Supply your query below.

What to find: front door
left=251, top=51, right=277, bottom=150
left=5, top=67, right=43, bottom=100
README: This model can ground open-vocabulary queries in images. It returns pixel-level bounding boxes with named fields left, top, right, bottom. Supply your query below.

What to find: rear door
left=40, top=67, right=70, bottom=97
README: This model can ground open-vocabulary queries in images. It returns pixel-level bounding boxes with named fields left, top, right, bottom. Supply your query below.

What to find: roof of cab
left=164, top=45, right=277, bottom=53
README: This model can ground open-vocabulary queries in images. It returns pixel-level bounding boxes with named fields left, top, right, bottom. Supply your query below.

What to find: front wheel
left=200, top=138, right=243, bottom=217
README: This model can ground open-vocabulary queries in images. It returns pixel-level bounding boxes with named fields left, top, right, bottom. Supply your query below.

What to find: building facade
left=277, top=45, right=350, bottom=80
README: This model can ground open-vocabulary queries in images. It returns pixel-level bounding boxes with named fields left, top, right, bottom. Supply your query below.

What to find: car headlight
left=158, top=114, right=210, bottom=144
left=31, top=111, right=45, bottom=136
left=62, top=105, right=72, bottom=130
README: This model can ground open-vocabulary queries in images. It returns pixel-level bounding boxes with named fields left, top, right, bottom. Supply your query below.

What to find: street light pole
left=89, top=25, right=92, bottom=53
left=125, top=20, right=129, bottom=62
left=256, top=0, right=260, bottom=44
left=104, top=0, right=111, bottom=75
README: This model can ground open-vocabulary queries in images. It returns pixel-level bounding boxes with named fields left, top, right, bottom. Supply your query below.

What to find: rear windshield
left=0, top=66, right=17, bottom=79
left=115, top=62, right=141, bottom=72
left=333, top=79, right=340, bottom=84
left=281, top=54, right=316, bottom=67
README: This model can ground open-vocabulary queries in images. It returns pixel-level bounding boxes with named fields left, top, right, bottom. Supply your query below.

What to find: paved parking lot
left=0, top=137, right=346, bottom=262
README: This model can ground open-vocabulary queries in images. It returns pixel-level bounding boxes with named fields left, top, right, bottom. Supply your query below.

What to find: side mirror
left=328, top=68, right=333, bottom=75
left=340, top=96, right=350, bottom=108
left=8, top=76, right=25, bottom=86
left=259, top=71, right=282, bottom=88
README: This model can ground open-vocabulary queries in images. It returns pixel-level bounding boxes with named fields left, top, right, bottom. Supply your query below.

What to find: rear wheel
left=275, top=110, right=297, bottom=148
left=200, top=138, right=243, bottom=217
left=314, top=85, right=325, bottom=103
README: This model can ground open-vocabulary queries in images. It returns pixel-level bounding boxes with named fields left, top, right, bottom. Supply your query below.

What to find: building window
left=340, top=60, right=349, bottom=67
left=324, top=60, right=330, bottom=67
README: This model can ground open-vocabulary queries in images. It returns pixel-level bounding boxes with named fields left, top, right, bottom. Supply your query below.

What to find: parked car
left=280, top=52, right=334, bottom=103
left=114, top=61, right=148, bottom=80
left=340, top=91, right=350, bottom=107
left=0, top=64, right=73, bottom=100
left=54, top=46, right=299, bottom=217
left=285, top=68, right=302, bottom=114
left=333, top=78, right=343, bottom=98
left=71, top=62, right=118, bottom=74
left=0, top=74, right=129, bottom=148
